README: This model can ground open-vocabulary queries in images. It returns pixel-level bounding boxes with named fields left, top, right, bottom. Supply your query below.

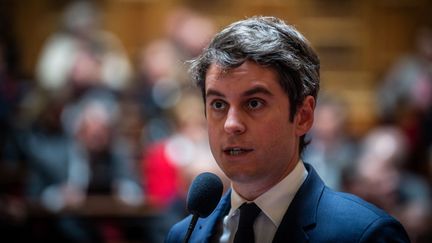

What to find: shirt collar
left=228, top=160, right=308, bottom=227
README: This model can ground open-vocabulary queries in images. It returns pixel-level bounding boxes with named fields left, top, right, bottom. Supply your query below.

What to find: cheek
left=260, top=120, right=296, bottom=150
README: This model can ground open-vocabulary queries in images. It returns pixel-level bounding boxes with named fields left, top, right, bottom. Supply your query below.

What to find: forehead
left=205, top=61, right=280, bottom=88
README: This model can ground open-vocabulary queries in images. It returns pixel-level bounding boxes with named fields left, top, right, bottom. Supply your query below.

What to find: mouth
left=223, top=147, right=253, bottom=156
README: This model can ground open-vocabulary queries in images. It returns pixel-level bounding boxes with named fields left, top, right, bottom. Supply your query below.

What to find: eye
left=210, top=100, right=227, bottom=111
left=246, top=99, right=264, bottom=110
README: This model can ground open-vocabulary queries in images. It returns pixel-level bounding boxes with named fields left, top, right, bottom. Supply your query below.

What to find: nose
left=224, top=108, right=246, bottom=135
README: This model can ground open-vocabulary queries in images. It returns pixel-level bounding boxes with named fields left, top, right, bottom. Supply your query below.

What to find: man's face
left=204, top=61, right=314, bottom=193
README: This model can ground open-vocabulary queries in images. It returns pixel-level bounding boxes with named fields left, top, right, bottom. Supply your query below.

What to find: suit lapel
left=188, top=164, right=325, bottom=243
left=272, top=164, right=325, bottom=243
left=190, top=190, right=232, bottom=243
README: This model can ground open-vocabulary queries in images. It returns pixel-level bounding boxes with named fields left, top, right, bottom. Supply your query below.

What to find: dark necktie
left=234, top=202, right=261, bottom=243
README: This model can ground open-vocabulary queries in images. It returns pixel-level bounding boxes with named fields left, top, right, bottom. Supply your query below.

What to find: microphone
left=183, top=172, right=223, bottom=243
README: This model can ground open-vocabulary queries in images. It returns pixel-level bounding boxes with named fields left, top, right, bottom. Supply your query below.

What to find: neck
left=232, top=159, right=299, bottom=201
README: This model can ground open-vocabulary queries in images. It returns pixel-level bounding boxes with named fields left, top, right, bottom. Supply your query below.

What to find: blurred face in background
left=204, top=61, right=314, bottom=198
left=312, top=101, right=346, bottom=143
left=76, top=103, right=111, bottom=153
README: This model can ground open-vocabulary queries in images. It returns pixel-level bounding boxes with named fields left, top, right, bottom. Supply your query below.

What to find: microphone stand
left=183, top=214, right=199, bottom=243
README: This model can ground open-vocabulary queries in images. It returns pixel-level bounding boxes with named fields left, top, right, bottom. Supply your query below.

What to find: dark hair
left=189, top=16, right=320, bottom=154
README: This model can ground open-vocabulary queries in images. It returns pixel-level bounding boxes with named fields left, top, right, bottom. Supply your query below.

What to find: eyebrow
left=243, top=86, right=273, bottom=97
left=205, top=85, right=274, bottom=99
left=206, top=89, right=225, bottom=99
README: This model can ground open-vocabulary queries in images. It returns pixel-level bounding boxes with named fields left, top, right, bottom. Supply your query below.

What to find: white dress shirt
left=219, top=161, right=308, bottom=243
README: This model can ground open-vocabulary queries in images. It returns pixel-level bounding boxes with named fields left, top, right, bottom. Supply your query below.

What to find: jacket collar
left=189, top=163, right=324, bottom=243
left=192, top=190, right=232, bottom=242
left=272, top=163, right=325, bottom=243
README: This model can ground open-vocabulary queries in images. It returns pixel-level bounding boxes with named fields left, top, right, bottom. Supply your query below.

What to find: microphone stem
left=183, top=214, right=199, bottom=243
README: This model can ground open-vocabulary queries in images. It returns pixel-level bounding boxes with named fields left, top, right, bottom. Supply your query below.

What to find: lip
left=222, top=146, right=254, bottom=156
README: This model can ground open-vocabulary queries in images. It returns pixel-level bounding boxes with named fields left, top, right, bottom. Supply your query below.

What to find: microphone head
left=186, top=172, right=223, bottom=218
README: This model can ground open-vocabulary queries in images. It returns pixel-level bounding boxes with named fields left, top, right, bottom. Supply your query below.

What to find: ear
left=295, top=96, right=315, bottom=136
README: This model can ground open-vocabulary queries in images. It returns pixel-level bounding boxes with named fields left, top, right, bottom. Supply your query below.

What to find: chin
left=225, top=170, right=258, bottom=184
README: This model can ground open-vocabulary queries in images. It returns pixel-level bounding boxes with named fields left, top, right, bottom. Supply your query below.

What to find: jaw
left=226, top=154, right=300, bottom=201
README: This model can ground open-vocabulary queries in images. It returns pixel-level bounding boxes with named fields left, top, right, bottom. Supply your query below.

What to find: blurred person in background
left=128, top=39, right=184, bottom=143
left=165, top=7, right=217, bottom=59
left=59, top=90, right=143, bottom=242
left=61, top=90, right=143, bottom=209
left=3, top=90, right=79, bottom=241
left=35, top=0, right=132, bottom=98
left=24, top=2, right=146, bottom=239
left=303, top=94, right=358, bottom=190
left=347, top=126, right=431, bottom=243
left=141, top=91, right=227, bottom=242
left=128, top=11, right=219, bottom=240
left=377, top=25, right=432, bottom=178
left=4, top=88, right=144, bottom=242
left=127, top=8, right=217, bottom=145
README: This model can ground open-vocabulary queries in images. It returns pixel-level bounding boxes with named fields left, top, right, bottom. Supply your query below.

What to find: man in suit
left=165, top=16, right=410, bottom=243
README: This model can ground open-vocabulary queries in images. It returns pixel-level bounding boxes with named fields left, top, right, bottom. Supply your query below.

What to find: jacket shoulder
left=165, top=215, right=191, bottom=243
left=314, top=188, right=410, bottom=242
left=320, top=188, right=389, bottom=219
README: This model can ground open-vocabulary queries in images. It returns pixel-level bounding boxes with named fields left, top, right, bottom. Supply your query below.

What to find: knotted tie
left=234, top=202, right=261, bottom=243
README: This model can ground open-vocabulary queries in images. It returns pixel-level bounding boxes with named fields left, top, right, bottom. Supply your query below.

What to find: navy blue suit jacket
left=165, top=164, right=410, bottom=242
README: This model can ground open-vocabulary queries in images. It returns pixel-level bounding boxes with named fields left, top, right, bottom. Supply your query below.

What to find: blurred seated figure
left=36, top=1, right=131, bottom=96
left=5, top=88, right=144, bottom=242
left=1, top=89, right=70, bottom=211
left=347, top=126, right=431, bottom=243
left=142, top=92, right=227, bottom=208
left=376, top=26, right=432, bottom=175
left=302, top=95, right=358, bottom=190
left=141, top=92, right=228, bottom=242
left=62, top=89, right=143, bottom=242
left=61, top=89, right=143, bottom=209
left=2, top=90, right=82, bottom=241
left=126, top=8, right=217, bottom=145
left=129, top=39, right=185, bottom=143
left=377, top=26, right=432, bottom=122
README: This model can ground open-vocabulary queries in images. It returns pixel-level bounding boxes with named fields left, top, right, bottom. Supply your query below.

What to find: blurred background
left=0, top=0, right=431, bottom=242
